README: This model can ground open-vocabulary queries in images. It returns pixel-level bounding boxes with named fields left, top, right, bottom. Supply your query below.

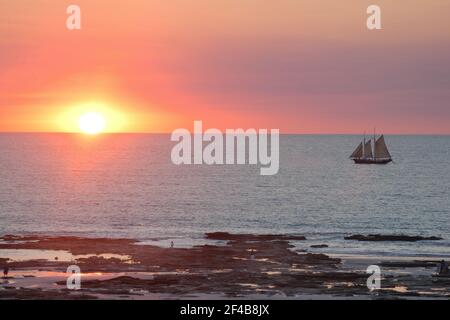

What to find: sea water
left=0, top=133, right=448, bottom=258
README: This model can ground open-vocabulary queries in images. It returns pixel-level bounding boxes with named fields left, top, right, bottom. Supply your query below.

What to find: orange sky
left=1, top=0, right=449, bottom=134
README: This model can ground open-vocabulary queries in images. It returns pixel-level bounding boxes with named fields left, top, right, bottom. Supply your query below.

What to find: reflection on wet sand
left=0, top=233, right=449, bottom=300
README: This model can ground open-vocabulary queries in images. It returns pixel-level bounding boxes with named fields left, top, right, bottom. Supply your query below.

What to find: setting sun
left=78, top=112, right=106, bottom=135
left=55, top=102, right=130, bottom=133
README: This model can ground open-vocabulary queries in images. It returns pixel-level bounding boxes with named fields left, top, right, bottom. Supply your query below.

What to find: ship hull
left=353, top=158, right=392, bottom=164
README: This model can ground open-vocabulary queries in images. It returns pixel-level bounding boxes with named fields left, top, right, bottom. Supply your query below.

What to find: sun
left=78, top=112, right=106, bottom=135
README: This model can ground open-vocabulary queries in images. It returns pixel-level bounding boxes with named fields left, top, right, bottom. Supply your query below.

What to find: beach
left=1, top=233, right=448, bottom=300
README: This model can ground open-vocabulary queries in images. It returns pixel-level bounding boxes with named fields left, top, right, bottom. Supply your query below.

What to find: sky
left=0, top=0, right=449, bottom=134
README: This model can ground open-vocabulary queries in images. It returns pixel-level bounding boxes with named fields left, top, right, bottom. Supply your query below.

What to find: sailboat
left=350, top=132, right=392, bottom=164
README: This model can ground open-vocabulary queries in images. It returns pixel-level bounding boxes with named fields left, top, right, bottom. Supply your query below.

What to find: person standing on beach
left=2, top=265, right=9, bottom=278
left=438, top=260, right=449, bottom=275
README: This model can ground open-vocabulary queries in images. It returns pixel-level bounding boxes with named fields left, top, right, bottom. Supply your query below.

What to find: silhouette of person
left=438, top=260, right=449, bottom=275
left=3, top=265, right=9, bottom=278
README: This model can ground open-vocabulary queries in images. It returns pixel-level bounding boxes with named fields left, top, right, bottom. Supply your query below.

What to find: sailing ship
left=350, top=132, right=392, bottom=164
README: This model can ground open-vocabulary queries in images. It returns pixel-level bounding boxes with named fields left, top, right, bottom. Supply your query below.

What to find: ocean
left=0, top=133, right=448, bottom=258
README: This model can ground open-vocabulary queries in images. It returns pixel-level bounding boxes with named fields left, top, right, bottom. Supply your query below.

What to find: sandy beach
left=1, top=233, right=448, bottom=300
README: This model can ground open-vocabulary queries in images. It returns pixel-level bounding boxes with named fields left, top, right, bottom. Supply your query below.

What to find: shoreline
left=3, top=231, right=448, bottom=260
left=1, top=233, right=448, bottom=300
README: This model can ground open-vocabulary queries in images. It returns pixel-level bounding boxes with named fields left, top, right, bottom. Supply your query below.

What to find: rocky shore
left=0, top=233, right=448, bottom=300
left=344, top=234, right=443, bottom=242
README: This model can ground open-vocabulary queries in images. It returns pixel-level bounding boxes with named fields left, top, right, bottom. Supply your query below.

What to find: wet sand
left=0, top=233, right=448, bottom=300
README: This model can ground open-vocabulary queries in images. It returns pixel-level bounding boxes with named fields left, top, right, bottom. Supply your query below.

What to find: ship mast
left=363, top=131, right=366, bottom=159
left=373, top=127, right=376, bottom=160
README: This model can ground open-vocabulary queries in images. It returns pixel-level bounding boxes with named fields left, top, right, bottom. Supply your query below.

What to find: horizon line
left=0, top=131, right=449, bottom=136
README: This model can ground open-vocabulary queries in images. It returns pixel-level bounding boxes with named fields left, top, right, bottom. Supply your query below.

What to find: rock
left=299, top=253, right=341, bottom=265
left=344, top=234, right=442, bottom=242
left=380, top=261, right=438, bottom=268
left=205, top=232, right=306, bottom=241
left=1, top=235, right=23, bottom=241
left=2, top=232, right=448, bottom=299
left=310, top=244, right=329, bottom=248
left=0, top=288, right=97, bottom=300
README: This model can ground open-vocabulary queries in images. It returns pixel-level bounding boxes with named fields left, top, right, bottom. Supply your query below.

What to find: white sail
left=350, top=142, right=363, bottom=158
left=364, top=140, right=373, bottom=159
left=375, top=135, right=391, bottom=159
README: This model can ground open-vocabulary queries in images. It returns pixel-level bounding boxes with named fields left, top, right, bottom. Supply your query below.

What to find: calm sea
left=0, top=134, right=448, bottom=258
